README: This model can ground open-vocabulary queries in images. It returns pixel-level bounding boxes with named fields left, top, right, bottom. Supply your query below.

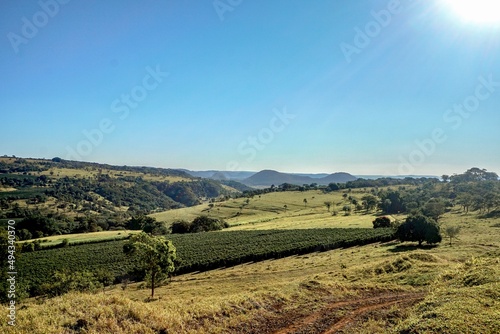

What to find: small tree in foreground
left=396, top=215, right=442, bottom=246
left=445, top=225, right=461, bottom=246
left=123, top=232, right=176, bottom=298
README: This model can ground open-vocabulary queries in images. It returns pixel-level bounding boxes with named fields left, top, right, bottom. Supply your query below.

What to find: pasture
left=5, top=210, right=499, bottom=333
left=151, top=189, right=406, bottom=230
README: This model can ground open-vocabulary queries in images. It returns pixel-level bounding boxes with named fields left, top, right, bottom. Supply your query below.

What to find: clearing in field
left=19, top=230, right=140, bottom=246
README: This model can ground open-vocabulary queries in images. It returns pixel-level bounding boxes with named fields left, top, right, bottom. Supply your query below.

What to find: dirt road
left=234, top=291, right=425, bottom=334
left=273, top=292, right=424, bottom=334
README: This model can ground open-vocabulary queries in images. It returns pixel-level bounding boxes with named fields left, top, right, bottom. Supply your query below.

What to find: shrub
left=373, top=216, right=391, bottom=228
left=170, top=220, right=191, bottom=234
left=171, top=216, right=228, bottom=234
left=396, top=215, right=442, bottom=246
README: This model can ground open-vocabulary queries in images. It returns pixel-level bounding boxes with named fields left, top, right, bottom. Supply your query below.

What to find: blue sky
left=1, top=0, right=499, bottom=175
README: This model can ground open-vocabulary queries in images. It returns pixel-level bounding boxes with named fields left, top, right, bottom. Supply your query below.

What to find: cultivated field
left=4, top=207, right=499, bottom=333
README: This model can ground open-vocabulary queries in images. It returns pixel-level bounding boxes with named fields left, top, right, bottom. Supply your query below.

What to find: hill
left=181, top=169, right=256, bottom=180
left=0, top=156, right=240, bottom=237
left=242, top=169, right=357, bottom=187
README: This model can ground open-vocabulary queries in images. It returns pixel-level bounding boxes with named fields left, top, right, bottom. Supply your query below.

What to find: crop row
left=17, top=228, right=394, bottom=295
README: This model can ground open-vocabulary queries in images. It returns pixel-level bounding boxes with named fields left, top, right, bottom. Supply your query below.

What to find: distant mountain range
left=183, top=169, right=358, bottom=187
left=183, top=169, right=439, bottom=188
left=180, top=170, right=255, bottom=180
left=242, top=170, right=357, bottom=187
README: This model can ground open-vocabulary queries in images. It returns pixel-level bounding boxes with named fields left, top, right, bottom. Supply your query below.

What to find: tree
left=445, top=226, right=460, bottom=246
left=170, top=216, right=228, bottom=234
left=127, top=215, right=156, bottom=230
left=189, top=216, right=227, bottom=233
left=142, top=220, right=169, bottom=235
left=123, top=232, right=176, bottom=298
left=379, top=191, right=404, bottom=214
left=327, top=183, right=340, bottom=191
left=396, top=215, right=442, bottom=246
left=303, top=198, right=308, bottom=207
left=283, top=204, right=288, bottom=212
left=422, top=198, right=446, bottom=221
left=361, top=194, right=378, bottom=212
left=457, top=193, right=473, bottom=213
left=170, top=220, right=191, bottom=234
left=372, top=216, right=391, bottom=228
left=324, top=201, right=332, bottom=212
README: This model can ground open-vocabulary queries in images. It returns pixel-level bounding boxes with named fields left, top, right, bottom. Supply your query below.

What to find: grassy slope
left=151, top=189, right=406, bottom=230
left=18, top=230, right=141, bottom=246
left=3, top=209, right=499, bottom=333
left=38, top=167, right=191, bottom=183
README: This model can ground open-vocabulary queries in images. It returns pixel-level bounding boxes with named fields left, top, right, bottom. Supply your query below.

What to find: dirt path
left=271, top=292, right=425, bottom=334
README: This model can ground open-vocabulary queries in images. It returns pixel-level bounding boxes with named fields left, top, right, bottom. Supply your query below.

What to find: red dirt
left=272, top=292, right=425, bottom=334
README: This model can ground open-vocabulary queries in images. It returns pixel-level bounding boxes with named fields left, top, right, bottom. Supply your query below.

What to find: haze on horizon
left=1, top=0, right=499, bottom=176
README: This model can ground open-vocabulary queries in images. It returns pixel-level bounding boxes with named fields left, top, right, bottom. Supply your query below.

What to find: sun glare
left=445, top=0, right=500, bottom=24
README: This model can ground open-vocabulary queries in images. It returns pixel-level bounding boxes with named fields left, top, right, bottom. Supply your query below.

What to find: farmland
left=17, top=227, right=395, bottom=295
left=4, top=210, right=499, bottom=334
left=2, top=163, right=500, bottom=333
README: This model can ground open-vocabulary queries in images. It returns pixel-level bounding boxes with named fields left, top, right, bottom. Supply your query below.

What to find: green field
left=17, top=227, right=394, bottom=293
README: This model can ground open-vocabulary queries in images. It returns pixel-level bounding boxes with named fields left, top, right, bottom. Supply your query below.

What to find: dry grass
left=2, top=210, right=499, bottom=333
left=37, top=167, right=191, bottom=183
left=20, top=230, right=141, bottom=245
left=151, top=189, right=405, bottom=230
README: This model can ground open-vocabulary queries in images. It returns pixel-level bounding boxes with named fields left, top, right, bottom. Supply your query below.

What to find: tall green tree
left=123, top=232, right=176, bottom=298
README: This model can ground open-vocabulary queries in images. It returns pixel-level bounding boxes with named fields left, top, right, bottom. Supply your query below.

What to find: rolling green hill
left=0, top=157, right=244, bottom=237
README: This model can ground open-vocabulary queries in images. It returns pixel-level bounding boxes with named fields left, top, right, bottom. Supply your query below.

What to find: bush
left=373, top=216, right=391, bottom=228
left=41, top=270, right=103, bottom=297
left=21, top=242, right=35, bottom=252
left=171, top=216, right=228, bottom=234
left=396, top=215, right=442, bottom=246
left=190, top=216, right=228, bottom=233
left=170, top=220, right=191, bottom=234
